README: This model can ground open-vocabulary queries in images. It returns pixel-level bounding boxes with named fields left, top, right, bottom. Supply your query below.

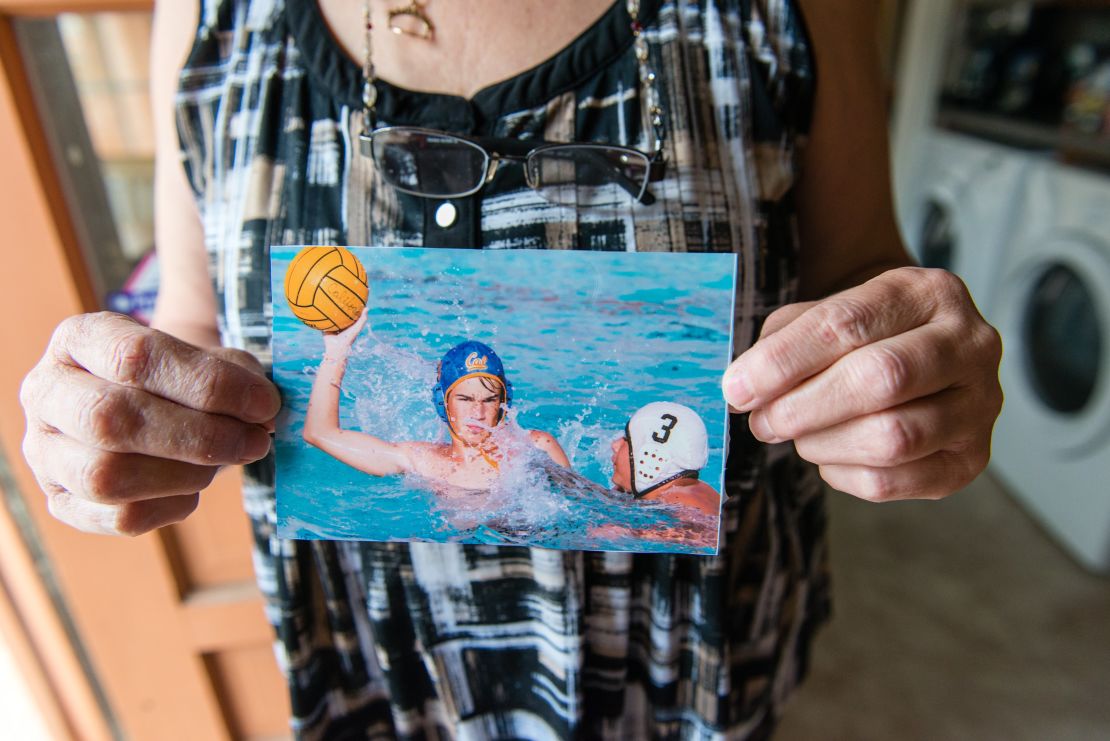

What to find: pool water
left=272, top=246, right=735, bottom=555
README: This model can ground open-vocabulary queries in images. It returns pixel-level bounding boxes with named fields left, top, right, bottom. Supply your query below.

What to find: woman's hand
left=19, top=312, right=281, bottom=536
left=321, top=309, right=369, bottom=357
left=723, top=267, right=1003, bottom=501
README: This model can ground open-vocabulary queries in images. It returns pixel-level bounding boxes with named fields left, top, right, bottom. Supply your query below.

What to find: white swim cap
left=625, top=402, right=709, bottom=497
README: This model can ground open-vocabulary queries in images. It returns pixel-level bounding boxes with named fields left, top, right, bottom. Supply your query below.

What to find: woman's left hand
left=722, top=267, right=1003, bottom=502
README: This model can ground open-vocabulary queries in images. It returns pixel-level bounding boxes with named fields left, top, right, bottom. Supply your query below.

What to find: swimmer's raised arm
left=303, top=312, right=414, bottom=477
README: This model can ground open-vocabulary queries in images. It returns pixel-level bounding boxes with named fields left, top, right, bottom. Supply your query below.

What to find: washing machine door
left=991, top=232, right=1110, bottom=572
left=995, top=233, right=1110, bottom=455
left=918, top=195, right=957, bottom=272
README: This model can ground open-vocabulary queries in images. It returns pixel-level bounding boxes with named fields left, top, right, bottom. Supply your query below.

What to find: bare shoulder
left=691, top=480, right=721, bottom=499
left=528, top=429, right=557, bottom=444
left=528, top=429, right=563, bottom=453
left=383, top=440, right=431, bottom=475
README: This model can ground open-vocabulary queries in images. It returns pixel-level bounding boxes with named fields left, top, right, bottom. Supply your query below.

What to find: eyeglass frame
left=359, top=1, right=669, bottom=203
left=358, top=125, right=668, bottom=205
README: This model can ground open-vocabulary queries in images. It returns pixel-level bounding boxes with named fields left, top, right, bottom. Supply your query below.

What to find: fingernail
left=723, top=369, right=754, bottom=410
left=238, top=426, right=272, bottom=462
left=748, top=410, right=781, bottom=443
left=245, top=383, right=280, bottom=421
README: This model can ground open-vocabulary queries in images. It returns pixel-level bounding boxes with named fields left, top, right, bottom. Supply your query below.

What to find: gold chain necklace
left=360, top=0, right=664, bottom=154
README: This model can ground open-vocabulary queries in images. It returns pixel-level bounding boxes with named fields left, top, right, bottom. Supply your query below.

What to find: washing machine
left=989, top=162, right=1110, bottom=573
left=902, top=130, right=1031, bottom=315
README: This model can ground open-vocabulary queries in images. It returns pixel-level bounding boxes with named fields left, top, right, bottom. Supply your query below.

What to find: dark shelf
left=937, top=108, right=1110, bottom=171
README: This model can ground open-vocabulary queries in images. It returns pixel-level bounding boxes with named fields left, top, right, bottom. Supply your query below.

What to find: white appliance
left=891, top=0, right=1022, bottom=316
left=892, top=0, right=1110, bottom=573
left=989, top=163, right=1110, bottom=572
left=902, top=131, right=1030, bottom=314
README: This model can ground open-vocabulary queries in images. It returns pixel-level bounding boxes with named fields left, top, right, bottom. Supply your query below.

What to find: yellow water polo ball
left=283, top=246, right=368, bottom=331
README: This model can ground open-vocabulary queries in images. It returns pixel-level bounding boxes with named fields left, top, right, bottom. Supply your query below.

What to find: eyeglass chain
left=360, top=0, right=666, bottom=157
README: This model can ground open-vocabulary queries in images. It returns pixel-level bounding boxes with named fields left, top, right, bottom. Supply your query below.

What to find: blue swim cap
left=432, top=340, right=514, bottom=426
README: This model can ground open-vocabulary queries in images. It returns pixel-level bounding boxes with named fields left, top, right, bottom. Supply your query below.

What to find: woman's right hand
left=19, top=312, right=281, bottom=536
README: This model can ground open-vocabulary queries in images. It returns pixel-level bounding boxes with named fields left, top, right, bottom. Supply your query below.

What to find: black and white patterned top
left=176, top=0, right=830, bottom=737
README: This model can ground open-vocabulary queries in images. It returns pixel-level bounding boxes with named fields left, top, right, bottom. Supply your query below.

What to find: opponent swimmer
left=610, top=402, right=721, bottom=517
left=303, top=311, right=569, bottom=491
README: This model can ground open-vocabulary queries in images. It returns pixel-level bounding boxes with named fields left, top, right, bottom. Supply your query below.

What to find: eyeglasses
left=358, top=1, right=666, bottom=208
left=359, top=126, right=667, bottom=206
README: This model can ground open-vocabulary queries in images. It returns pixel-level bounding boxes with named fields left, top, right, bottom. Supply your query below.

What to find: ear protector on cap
left=624, top=401, right=709, bottom=497
left=431, top=340, right=514, bottom=427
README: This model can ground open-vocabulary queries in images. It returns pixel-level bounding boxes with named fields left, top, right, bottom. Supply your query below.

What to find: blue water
left=271, top=246, right=736, bottom=555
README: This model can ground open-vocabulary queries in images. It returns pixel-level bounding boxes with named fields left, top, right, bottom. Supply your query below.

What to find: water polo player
left=610, top=402, right=721, bottom=517
left=303, top=311, right=569, bottom=491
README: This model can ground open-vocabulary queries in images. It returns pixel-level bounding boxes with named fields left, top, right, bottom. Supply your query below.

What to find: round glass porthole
left=1023, top=263, right=1102, bottom=415
left=919, top=200, right=955, bottom=271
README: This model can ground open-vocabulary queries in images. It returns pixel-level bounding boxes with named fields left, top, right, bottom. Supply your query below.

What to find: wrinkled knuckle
left=21, top=426, right=51, bottom=468
left=18, top=372, right=42, bottom=412
left=815, top=300, right=872, bottom=348
left=934, top=269, right=974, bottom=311
left=877, top=414, right=918, bottom=466
left=20, top=431, right=38, bottom=468
left=81, top=452, right=124, bottom=504
left=108, top=330, right=153, bottom=385
left=858, top=469, right=897, bottom=503
left=978, top=381, right=1004, bottom=421
left=193, top=356, right=234, bottom=412
left=991, top=383, right=1005, bottom=417
left=979, top=324, right=1004, bottom=367
left=82, top=387, right=134, bottom=446
left=865, top=346, right=912, bottom=401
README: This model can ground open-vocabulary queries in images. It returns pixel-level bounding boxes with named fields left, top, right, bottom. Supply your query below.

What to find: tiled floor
left=777, top=473, right=1110, bottom=741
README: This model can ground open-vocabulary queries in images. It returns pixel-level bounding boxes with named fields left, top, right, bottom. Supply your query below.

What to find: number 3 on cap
left=652, top=414, right=678, bottom=443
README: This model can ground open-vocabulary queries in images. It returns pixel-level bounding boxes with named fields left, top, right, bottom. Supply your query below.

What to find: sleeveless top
left=177, top=1, right=830, bottom=738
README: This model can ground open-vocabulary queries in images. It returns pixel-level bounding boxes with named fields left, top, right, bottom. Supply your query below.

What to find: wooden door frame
left=0, top=1, right=279, bottom=738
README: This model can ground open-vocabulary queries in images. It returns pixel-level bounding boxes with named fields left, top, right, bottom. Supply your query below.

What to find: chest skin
left=318, top=0, right=616, bottom=99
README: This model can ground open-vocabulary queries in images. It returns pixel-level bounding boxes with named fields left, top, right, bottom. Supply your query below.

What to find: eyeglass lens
left=372, top=128, right=651, bottom=204
left=528, top=146, right=650, bottom=204
left=372, top=129, right=488, bottom=197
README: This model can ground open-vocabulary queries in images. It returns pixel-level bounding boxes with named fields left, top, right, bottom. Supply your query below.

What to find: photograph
left=271, top=245, right=736, bottom=554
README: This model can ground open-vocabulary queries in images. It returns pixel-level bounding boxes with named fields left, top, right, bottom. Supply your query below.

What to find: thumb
left=724, top=301, right=816, bottom=413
